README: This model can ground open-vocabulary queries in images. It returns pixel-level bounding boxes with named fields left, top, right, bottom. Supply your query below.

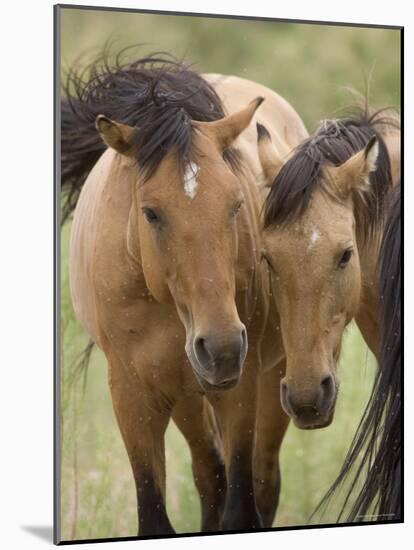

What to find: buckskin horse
left=258, top=109, right=400, bottom=433
left=63, top=54, right=307, bottom=535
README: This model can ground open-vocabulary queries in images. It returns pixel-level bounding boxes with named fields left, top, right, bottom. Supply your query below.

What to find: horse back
left=205, top=74, right=308, bottom=172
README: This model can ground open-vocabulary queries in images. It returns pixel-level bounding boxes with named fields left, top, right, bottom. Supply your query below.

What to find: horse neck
left=355, top=121, right=400, bottom=357
left=125, top=183, right=142, bottom=268
left=232, top=162, right=272, bottom=326
left=355, top=191, right=395, bottom=357
left=238, top=164, right=265, bottom=254
left=99, top=153, right=145, bottom=284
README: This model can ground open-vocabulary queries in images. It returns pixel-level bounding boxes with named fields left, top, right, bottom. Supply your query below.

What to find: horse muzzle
left=188, top=325, right=248, bottom=391
left=280, top=373, right=338, bottom=429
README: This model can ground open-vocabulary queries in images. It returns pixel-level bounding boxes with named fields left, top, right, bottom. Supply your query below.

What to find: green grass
left=60, top=8, right=400, bottom=130
left=59, top=8, right=399, bottom=541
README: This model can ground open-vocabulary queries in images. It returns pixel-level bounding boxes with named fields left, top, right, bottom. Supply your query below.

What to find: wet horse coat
left=68, top=61, right=307, bottom=535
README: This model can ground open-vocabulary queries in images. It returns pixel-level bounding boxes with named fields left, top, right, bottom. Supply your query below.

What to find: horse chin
left=193, top=370, right=240, bottom=392
left=292, top=409, right=335, bottom=430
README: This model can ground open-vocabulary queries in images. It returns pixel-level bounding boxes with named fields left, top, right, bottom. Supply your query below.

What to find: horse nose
left=318, top=374, right=336, bottom=408
left=193, top=325, right=247, bottom=386
left=280, top=374, right=336, bottom=428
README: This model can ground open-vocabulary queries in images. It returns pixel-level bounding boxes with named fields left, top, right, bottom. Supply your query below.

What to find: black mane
left=61, top=52, right=239, bottom=223
left=263, top=111, right=397, bottom=240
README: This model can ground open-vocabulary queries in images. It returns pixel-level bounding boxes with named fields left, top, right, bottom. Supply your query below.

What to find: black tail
left=314, top=184, right=401, bottom=522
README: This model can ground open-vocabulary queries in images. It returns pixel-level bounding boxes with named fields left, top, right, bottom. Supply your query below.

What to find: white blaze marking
left=308, top=225, right=321, bottom=250
left=183, top=162, right=200, bottom=199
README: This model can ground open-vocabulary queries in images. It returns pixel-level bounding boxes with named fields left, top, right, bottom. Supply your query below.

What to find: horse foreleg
left=108, top=355, right=175, bottom=537
left=173, top=395, right=227, bottom=531
left=254, top=362, right=290, bottom=527
left=208, top=354, right=261, bottom=530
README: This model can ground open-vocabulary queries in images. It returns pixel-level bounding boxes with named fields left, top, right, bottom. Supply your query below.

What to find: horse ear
left=95, top=115, right=136, bottom=154
left=327, top=136, right=379, bottom=196
left=197, top=97, right=265, bottom=151
left=257, top=123, right=284, bottom=186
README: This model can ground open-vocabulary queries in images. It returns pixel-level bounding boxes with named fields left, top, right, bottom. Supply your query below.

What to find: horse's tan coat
left=69, top=74, right=308, bottom=533
left=260, top=115, right=400, bottom=429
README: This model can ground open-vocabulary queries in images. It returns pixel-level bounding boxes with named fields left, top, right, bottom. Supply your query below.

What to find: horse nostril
left=318, top=374, right=335, bottom=411
left=193, top=327, right=246, bottom=383
left=240, top=325, right=247, bottom=357
left=321, top=375, right=334, bottom=396
left=194, top=336, right=213, bottom=367
left=280, top=380, right=289, bottom=410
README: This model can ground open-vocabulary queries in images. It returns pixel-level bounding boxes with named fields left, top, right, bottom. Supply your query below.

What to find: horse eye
left=338, top=248, right=353, bottom=269
left=142, top=208, right=160, bottom=224
left=232, top=200, right=244, bottom=217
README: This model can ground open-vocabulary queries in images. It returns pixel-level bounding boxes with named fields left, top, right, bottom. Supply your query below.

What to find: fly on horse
left=63, top=54, right=307, bottom=535
left=258, top=107, right=400, bottom=431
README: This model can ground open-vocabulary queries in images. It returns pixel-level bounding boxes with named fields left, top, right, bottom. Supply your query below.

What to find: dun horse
left=63, top=55, right=307, bottom=534
left=258, top=109, right=400, bottom=430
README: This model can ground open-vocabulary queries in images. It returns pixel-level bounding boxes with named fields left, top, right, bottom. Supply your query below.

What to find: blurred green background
left=59, top=7, right=400, bottom=542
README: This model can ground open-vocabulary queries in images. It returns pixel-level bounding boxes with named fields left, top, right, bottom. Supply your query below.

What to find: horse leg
left=208, top=353, right=262, bottom=530
left=254, top=362, right=290, bottom=527
left=108, top=354, right=175, bottom=536
left=173, top=395, right=227, bottom=531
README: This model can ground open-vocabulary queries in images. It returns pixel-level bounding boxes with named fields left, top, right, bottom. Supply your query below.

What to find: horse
left=315, top=183, right=401, bottom=522
left=63, top=54, right=308, bottom=535
left=257, top=108, right=400, bottom=431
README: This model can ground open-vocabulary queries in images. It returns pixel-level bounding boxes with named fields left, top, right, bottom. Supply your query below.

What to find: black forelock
left=263, top=110, right=397, bottom=241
